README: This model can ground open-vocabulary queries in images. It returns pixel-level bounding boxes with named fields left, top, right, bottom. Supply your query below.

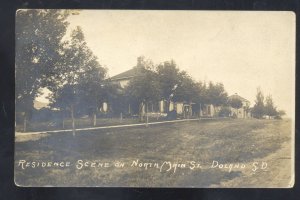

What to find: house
left=110, top=67, right=143, bottom=88
left=109, top=66, right=194, bottom=118
left=196, top=94, right=251, bottom=118
left=228, top=93, right=251, bottom=118
left=201, top=104, right=221, bottom=117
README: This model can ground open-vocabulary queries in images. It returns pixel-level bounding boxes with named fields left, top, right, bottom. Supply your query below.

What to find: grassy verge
left=15, top=119, right=292, bottom=187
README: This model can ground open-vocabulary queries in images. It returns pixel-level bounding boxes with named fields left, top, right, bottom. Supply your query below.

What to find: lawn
left=14, top=118, right=293, bottom=187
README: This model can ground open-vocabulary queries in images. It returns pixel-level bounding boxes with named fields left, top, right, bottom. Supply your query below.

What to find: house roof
left=228, top=93, right=250, bottom=103
left=110, top=67, right=142, bottom=81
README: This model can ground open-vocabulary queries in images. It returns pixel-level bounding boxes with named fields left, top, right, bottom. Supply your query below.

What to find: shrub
left=218, top=106, right=231, bottom=117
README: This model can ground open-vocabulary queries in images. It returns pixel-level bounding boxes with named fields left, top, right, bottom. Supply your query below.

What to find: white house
left=228, top=93, right=250, bottom=118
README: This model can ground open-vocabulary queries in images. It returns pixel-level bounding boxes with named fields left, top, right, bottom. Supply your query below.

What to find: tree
left=156, top=60, right=181, bottom=112
left=16, top=9, right=70, bottom=131
left=193, top=81, right=209, bottom=104
left=277, top=110, right=286, bottom=117
left=206, top=82, right=228, bottom=115
left=50, top=84, right=78, bottom=129
left=49, top=26, right=107, bottom=133
left=207, top=82, right=228, bottom=106
left=264, top=95, right=277, bottom=119
left=170, top=71, right=202, bottom=118
left=192, top=81, right=209, bottom=116
left=252, top=87, right=265, bottom=119
left=75, top=44, right=107, bottom=126
left=218, top=106, right=231, bottom=117
left=102, top=81, right=126, bottom=116
left=172, top=71, right=197, bottom=103
left=275, top=110, right=286, bottom=119
left=125, top=57, right=161, bottom=122
left=228, top=98, right=243, bottom=118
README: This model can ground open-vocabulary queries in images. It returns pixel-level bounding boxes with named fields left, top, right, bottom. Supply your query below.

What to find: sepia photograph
left=15, top=10, right=295, bottom=187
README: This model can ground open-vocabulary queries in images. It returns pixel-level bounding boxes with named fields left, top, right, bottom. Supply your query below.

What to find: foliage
left=101, top=81, right=125, bottom=115
left=15, top=9, right=70, bottom=116
left=264, top=95, right=278, bottom=118
left=125, top=57, right=161, bottom=119
left=156, top=60, right=181, bottom=112
left=218, top=106, right=231, bottom=117
left=156, top=61, right=208, bottom=112
left=277, top=110, right=286, bottom=117
left=251, top=88, right=265, bottom=119
left=206, top=82, right=228, bottom=106
left=228, top=98, right=243, bottom=109
left=49, top=26, right=107, bottom=116
left=193, top=81, right=209, bottom=104
left=172, top=71, right=197, bottom=103
left=126, top=59, right=160, bottom=104
left=156, top=60, right=180, bottom=102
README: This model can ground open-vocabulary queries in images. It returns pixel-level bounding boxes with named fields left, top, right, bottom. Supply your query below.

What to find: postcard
left=15, top=10, right=295, bottom=187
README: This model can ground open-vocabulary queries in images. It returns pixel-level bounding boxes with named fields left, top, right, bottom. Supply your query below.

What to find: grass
left=14, top=119, right=292, bottom=187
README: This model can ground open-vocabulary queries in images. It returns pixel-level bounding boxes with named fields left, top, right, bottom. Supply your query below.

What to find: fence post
left=23, top=113, right=27, bottom=132
left=93, top=113, right=97, bottom=126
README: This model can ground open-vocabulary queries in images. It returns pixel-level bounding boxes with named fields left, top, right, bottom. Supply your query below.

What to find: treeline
left=251, top=88, right=286, bottom=119
left=123, top=57, right=229, bottom=119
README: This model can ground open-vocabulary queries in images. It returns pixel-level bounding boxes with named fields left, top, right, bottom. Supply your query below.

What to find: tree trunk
left=71, top=105, right=75, bottom=136
left=62, top=111, right=65, bottom=129
left=128, top=104, right=131, bottom=114
left=93, top=113, right=97, bottom=126
left=139, top=102, right=144, bottom=122
left=146, top=103, right=149, bottom=127
left=23, top=113, right=27, bottom=132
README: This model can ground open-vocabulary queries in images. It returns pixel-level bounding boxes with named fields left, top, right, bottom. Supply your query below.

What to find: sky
left=37, top=10, right=295, bottom=118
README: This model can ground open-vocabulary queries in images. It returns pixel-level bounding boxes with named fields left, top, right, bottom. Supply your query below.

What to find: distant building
left=228, top=93, right=251, bottom=118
